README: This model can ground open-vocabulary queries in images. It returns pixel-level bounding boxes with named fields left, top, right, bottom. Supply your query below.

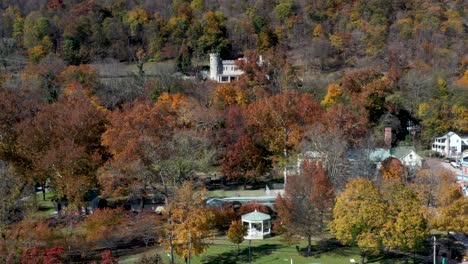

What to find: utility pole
left=170, top=235, right=174, bottom=264
left=187, top=231, right=191, bottom=264
left=433, top=236, right=437, bottom=264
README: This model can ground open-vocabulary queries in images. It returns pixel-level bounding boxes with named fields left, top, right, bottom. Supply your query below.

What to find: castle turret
left=209, top=53, right=220, bottom=81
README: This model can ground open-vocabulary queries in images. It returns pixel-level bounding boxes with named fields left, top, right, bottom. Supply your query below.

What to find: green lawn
left=32, top=191, right=56, bottom=218
left=120, top=236, right=425, bottom=264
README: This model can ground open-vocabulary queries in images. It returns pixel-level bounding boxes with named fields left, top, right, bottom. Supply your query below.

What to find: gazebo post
left=248, top=239, right=252, bottom=264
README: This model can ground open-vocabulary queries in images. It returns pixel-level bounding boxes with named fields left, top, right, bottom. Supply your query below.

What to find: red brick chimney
left=384, top=127, right=392, bottom=149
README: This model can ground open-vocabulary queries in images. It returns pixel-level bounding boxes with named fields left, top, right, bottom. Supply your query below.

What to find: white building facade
left=432, top=132, right=468, bottom=157
left=209, top=53, right=244, bottom=83
left=398, top=149, right=423, bottom=167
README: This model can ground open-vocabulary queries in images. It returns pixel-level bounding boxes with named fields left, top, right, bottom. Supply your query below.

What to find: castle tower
left=209, top=53, right=220, bottom=81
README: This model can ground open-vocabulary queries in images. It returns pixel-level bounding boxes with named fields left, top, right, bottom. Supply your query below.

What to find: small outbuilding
left=241, top=210, right=271, bottom=240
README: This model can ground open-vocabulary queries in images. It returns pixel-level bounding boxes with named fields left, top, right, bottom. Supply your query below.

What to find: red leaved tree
left=244, top=90, right=324, bottom=184
left=276, top=160, right=334, bottom=256
left=15, top=87, right=108, bottom=206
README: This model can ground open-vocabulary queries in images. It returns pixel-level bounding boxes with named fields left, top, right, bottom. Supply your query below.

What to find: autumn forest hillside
left=1, top=0, right=467, bottom=138
left=0, top=0, right=467, bottom=263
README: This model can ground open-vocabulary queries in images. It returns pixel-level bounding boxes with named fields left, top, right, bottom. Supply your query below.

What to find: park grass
left=118, top=247, right=163, bottom=264
left=119, top=236, right=425, bottom=264
left=32, top=191, right=56, bottom=218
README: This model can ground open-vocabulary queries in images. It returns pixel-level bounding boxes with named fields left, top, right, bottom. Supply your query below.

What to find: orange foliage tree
left=380, top=157, right=406, bottom=182
left=335, top=68, right=394, bottom=124
left=15, top=88, right=108, bottom=205
left=245, top=90, right=323, bottom=159
left=243, top=90, right=324, bottom=184
left=323, top=103, right=369, bottom=147
left=82, top=208, right=128, bottom=248
left=100, top=93, right=211, bottom=204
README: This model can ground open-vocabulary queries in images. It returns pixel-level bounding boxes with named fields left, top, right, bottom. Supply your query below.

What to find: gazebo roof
left=241, top=210, right=271, bottom=221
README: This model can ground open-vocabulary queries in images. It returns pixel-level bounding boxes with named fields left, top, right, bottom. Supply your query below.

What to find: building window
left=221, top=76, right=228, bottom=82
left=409, top=154, right=413, bottom=159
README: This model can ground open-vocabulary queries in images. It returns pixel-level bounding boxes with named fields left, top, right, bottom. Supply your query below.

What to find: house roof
left=436, top=131, right=468, bottom=139
left=241, top=210, right=271, bottom=221
left=391, top=146, right=417, bottom=159
left=436, top=131, right=455, bottom=139
left=369, top=148, right=391, bottom=162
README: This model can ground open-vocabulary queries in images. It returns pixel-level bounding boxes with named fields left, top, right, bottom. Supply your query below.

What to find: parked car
left=450, top=161, right=460, bottom=168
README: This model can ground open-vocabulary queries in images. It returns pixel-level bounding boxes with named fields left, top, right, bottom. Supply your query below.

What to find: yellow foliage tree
left=436, top=170, right=462, bottom=208
left=330, top=179, right=387, bottom=262
left=312, top=24, right=324, bottom=38
left=434, top=198, right=468, bottom=234
left=332, top=179, right=429, bottom=262
left=380, top=182, right=428, bottom=251
left=126, top=6, right=150, bottom=36
left=452, top=105, right=468, bottom=133
left=321, top=83, right=342, bottom=107
left=167, top=182, right=213, bottom=263
left=227, top=220, right=246, bottom=252
left=329, top=34, right=344, bottom=52
left=213, top=84, right=248, bottom=108
left=28, top=45, right=47, bottom=63
left=440, top=9, right=463, bottom=35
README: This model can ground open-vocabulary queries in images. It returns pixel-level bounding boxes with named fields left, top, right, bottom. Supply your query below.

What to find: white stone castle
left=209, top=53, right=245, bottom=83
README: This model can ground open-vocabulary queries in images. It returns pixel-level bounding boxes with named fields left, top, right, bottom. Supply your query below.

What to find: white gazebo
left=241, top=210, right=271, bottom=240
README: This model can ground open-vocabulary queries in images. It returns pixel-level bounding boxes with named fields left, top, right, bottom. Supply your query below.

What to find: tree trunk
left=307, top=235, right=312, bottom=256
left=283, top=146, right=289, bottom=187
left=140, top=195, right=145, bottom=212
left=32, top=184, right=37, bottom=208
left=447, top=231, right=451, bottom=261
left=42, top=182, right=46, bottom=201
left=360, top=252, right=366, bottom=264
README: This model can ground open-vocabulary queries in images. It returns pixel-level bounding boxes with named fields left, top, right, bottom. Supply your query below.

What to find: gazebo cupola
left=241, top=210, right=271, bottom=240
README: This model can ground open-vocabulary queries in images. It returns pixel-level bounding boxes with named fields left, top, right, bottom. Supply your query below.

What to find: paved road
left=425, top=158, right=463, bottom=174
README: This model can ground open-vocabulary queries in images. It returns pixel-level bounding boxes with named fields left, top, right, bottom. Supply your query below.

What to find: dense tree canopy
left=276, top=160, right=334, bottom=255
left=0, top=0, right=465, bottom=262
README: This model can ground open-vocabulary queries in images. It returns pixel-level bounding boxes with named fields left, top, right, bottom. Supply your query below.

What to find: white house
left=391, top=146, right=423, bottom=168
left=209, top=53, right=244, bottom=83
left=368, top=147, right=423, bottom=168
left=432, top=132, right=468, bottom=157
